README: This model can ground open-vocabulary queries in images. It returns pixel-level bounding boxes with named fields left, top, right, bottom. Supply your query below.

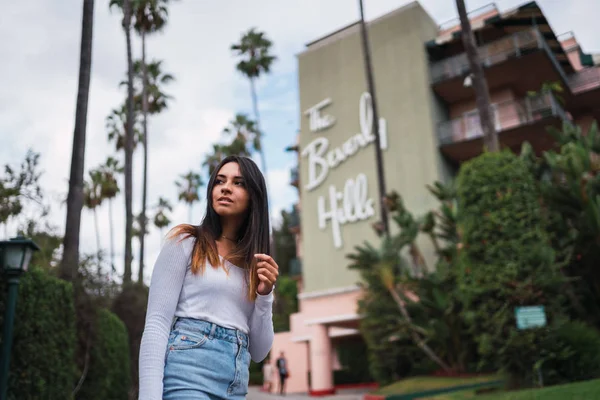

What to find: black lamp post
left=0, top=236, right=39, bottom=400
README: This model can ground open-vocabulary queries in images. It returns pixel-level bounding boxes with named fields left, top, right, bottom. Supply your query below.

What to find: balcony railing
left=437, top=3, right=499, bottom=33
left=568, top=66, right=600, bottom=93
left=430, top=28, right=563, bottom=84
left=438, top=93, right=568, bottom=145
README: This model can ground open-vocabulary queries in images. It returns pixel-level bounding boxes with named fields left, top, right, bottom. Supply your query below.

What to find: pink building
left=271, top=1, right=600, bottom=395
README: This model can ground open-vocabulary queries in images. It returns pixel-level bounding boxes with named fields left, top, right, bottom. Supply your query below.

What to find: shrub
left=273, top=276, right=298, bottom=333
left=540, top=321, right=600, bottom=385
left=78, top=308, right=131, bottom=399
left=335, top=337, right=374, bottom=384
left=521, top=122, right=600, bottom=329
left=0, top=267, right=76, bottom=400
left=249, top=361, right=263, bottom=385
left=348, top=182, right=481, bottom=383
left=112, top=283, right=148, bottom=396
left=456, top=150, right=566, bottom=386
left=355, top=268, right=431, bottom=384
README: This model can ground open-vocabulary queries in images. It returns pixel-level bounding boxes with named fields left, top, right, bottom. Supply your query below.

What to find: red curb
left=309, top=388, right=336, bottom=396
left=363, top=395, right=385, bottom=400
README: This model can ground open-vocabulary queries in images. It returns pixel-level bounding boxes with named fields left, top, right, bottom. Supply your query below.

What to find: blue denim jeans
left=163, top=318, right=250, bottom=400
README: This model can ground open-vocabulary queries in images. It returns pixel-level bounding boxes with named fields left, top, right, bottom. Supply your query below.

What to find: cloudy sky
left=2, top=0, right=597, bottom=283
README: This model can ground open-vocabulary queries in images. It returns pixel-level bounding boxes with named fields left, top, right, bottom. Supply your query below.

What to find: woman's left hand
left=255, top=254, right=279, bottom=296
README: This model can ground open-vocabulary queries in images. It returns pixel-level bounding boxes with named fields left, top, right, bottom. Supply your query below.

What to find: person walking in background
left=262, top=356, right=274, bottom=392
left=276, top=351, right=288, bottom=395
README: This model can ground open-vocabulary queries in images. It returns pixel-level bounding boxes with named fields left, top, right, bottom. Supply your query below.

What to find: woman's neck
left=220, top=217, right=243, bottom=242
left=217, top=217, right=244, bottom=259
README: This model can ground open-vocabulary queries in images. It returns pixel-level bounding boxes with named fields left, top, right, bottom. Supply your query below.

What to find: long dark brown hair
left=168, top=155, right=271, bottom=301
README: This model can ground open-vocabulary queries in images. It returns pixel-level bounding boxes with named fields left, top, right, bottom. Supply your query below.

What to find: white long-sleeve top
left=138, top=234, right=274, bottom=400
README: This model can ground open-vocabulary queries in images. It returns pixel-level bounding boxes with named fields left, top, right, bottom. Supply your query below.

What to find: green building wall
left=297, top=2, right=450, bottom=293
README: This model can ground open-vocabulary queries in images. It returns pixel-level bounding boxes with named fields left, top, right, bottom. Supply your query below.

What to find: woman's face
left=212, top=162, right=250, bottom=219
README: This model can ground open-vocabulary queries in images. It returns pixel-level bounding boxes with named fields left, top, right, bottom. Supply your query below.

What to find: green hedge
left=0, top=267, right=76, bottom=400
left=456, top=151, right=566, bottom=386
left=111, top=283, right=148, bottom=396
left=335, top=338, right=374, bottom=384
left=249, top=360, right=264, bottom=385
left=79, top=308, right=131, bottom=400
left=541, top=321, right=600, bottom=385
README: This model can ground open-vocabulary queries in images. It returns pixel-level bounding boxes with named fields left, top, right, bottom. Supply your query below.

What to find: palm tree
left=153, top=197, right=172, bottom=243
left=230, top=28, right=276, bottom=176
left=122, top=0, right=174, bottom=284
left=455, top=0, right=499, bottom=152
left=202, top=141, right=251, bottom=177
left=133, top=211, right=148, bottom=245
left=127, top=58, right=174, bottom=283
left=203, top=144, right=229, bottom=177
left=223, top=113, right=261, bottom=154
left=60, top=0, right=95, bottom=281
left=130, top=59, right=175, bottom=113
left=110, top=0, right=136, bottom=283
left=83, top=169, right=104, bottom=269
left=175, top=171, right=203, bottom=222
left=99, top=157, right=122, bottom=275
left=231, top=29, right=277, bottom=257
left=357, top=0, right=390, bottom=237
left=106, top=103, right=143, bottom=152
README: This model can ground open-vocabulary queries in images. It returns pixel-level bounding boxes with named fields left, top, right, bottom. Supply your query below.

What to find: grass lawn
left=373, top=376, right=502, bottom=396
left=421, top=378, right=600, bottom=399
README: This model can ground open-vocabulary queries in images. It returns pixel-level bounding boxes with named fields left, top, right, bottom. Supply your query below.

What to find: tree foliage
left=202, top=114, right=259, bottom=177
left=231, top=28, right=276, bottom=79
left=456, top=150, right=566, bottom=385
left=348, top=182, right=477, bottom=383
left=111, top=283, right=149, bottom=398
left=522, top=121, right=600, bottom=328
left=78, top=309, right=131, bottom=400
left=272, top=209, right=299, bottom=332
left=17, top=219, right=63, bottom=272
left=127, top=59, right=175, bottom=114
left=106, top=103, right=143, bottom=152
left=0, top=268, right=76, bottom=400
left=153, top=196, right=172, bottom=231
left=0, top=150, right=43, bottom=228
left=539, top=320, right=600, bottom=386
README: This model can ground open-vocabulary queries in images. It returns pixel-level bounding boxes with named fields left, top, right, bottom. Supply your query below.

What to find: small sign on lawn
left=515, top=306, right=547, bottom=330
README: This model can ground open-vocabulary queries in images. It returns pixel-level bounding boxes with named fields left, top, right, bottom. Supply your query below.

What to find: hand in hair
left=254, top=254, right=279, bottom=296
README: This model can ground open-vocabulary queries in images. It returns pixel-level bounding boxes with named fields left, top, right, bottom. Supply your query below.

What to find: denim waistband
left=172, top=317, right=249, bottom=348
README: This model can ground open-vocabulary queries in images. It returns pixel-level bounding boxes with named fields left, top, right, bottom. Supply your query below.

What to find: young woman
left=138, top=156, right=278, bottom=400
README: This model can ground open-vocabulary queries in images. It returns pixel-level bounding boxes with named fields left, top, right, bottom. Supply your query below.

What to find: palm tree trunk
left=250, top=77, right=268, bottom=175
left=139, top=30, right=149, bottom=284
left=60, top=0, right=95, bottom=281
left=109, top=198, right=115, bottom=277
left=456, top=0, right=499, bottom=152
left=93, top=208, right=101, bottom=274
left=358, top=0, right=390, bottom=238
left=250, top=77, right=276, bottom=258
left=123, top=0, right=134, bottom=283
left=188, top=205, right=192, bottom=223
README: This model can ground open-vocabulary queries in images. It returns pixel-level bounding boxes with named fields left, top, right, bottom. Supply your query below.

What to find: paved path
left=247, top=386, right=370, bottom=400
